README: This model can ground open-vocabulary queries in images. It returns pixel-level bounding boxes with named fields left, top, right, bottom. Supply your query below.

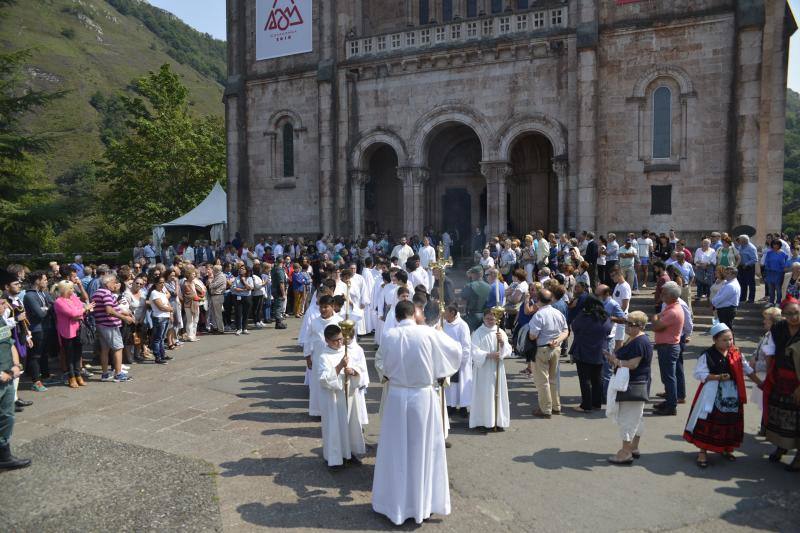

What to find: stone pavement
left=2, top=287, right=799, bottom=532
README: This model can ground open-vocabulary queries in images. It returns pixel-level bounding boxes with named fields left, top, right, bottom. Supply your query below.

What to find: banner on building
left=255, top=0, right=312, bottom=61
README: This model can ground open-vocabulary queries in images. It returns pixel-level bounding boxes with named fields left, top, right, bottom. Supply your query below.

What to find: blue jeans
left=766, top=282, right=783, bottom=305
left=677, top=335, right=687, bottom=400
left=151, top=317, right=169, bottom=361
left=657, top=344, right=681, bottom=409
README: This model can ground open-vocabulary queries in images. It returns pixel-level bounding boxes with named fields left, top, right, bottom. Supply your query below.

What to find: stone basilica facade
left=225, top=0, right=794, bottom=243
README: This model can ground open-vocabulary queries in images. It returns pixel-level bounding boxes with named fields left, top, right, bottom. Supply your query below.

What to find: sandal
left=696, top=452, right=709, bottom=468
left=721, top=452, right=736, bottom=462
left=520, top=368, right=532, bottom=375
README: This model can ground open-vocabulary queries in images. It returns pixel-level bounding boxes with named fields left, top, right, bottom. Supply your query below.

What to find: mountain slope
left=0, top=0, right=225, bottom=178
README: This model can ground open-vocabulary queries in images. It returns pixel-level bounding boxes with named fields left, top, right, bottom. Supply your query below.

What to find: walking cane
left=491, top=305, right=506, bottom=431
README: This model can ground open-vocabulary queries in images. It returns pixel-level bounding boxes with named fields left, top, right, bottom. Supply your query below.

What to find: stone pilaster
left=575, top=0, right=598, bottom=233
left=398, top=166, right=429, bottom=237
left=553, top=157, right=568, bottom=234
left=350, top=169, right=369, bottom=239
left=481, top=161, right=512, bottom=237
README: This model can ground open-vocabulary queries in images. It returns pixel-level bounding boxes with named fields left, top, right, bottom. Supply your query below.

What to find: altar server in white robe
left=372, top=301, right=461, bottom=526
left=361, top=257, right=378, bottom=334
left=408, top=255, right=432, bottom=293
left=372, top=271, right=391, bottom=344
left=298, top=279, right=337, bottom=348
left=420, top=299, right=452, bottom=441
left=443, top=304, right=473, bottom=412
left=342, top=265, right=370, bottom=335
left=380, top=286, right=411, bottom=345
left=317, top=324, right=367, bottom=467
left=469, top=309, right=512, bottom=430
left=304, top=295, right=342, bottom=416
left=418, top=236, right=437, bottom=288
left=346, top=335, right=370, bottom=426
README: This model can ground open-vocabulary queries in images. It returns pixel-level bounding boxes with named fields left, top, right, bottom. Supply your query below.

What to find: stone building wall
left=225, top=0, right=794, bottom=244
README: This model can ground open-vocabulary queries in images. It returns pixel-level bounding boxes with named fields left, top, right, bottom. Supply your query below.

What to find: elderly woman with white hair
left=606, top=310, right=652, bottom=464
left=53, top=281, right=95, bottom=388
left=785, top=262, right=800, bottom=301
left=694, top=239, right=717, bottom=302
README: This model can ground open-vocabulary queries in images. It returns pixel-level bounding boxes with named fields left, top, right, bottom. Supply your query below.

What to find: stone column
left=350, top=170, right=369, bottom=239
left=398, top=167, right=429, bottom=237
left=553, top=157, right=568, bottom=234
left=575, top=2, right=598, bottom=233
left=481, top=161, right=512, bottom=237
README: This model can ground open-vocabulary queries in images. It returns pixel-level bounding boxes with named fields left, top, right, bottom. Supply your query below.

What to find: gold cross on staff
left=429, top=243, right=453, bottom=314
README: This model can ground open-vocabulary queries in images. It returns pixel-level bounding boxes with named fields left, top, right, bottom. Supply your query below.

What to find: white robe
left=419, top=245, right=437, bottom=288
left=373, top=344, right=390, bottom=420
left=317, top=345, right=367, bottom=466
left=347, top=273, right=370, bottom=335
left=346, top=340, right=370, bottom=425
left=372, top=319, right=461, bottom=526
left=468, top=324, right=512, bottom=429
left=362, top=269, right=379, bottom=334
left=390, top=244, right=414, bottom=270
left=298, top=292, right=320, bottom=348
left=372, top=282, right=388, bottom=343
left=443, top=314, right=473, bottom=409
left=304, top=314, right=343, bottom=416
left=409, top=267, right=432, bottom=293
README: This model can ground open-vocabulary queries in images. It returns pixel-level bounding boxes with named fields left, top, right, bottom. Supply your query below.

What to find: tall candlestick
left=495, top=279, right=500, bottom=305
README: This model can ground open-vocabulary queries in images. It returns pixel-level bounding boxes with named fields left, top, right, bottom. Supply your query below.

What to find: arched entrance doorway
left=364, top=144, right=402, bottom=237
left=508, top=133, right=555, bottom=234
left=424, top=123, right=484, bottom=256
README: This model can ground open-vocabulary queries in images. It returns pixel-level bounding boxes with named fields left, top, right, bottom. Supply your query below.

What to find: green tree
left=99, top=64, right=225, bottom=244
left=0, top=34, right=66, bottom=254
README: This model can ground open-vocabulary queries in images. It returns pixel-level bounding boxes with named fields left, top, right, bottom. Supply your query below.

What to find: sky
left=148, top=0, right=800, bottom=92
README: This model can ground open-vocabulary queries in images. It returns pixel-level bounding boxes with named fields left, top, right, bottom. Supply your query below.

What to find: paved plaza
left=1, top=288, right=799, bottom=532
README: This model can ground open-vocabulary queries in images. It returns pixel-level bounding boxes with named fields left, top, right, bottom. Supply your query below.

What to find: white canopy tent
left=152, top=182, right=227, bottom=249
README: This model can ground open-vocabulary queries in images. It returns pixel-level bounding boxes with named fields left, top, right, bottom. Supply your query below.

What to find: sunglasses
left=625, top=322, right=641, bottom=327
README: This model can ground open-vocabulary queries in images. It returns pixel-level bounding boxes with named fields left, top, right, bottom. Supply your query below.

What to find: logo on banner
left=265, top=0, right=304, bottom=32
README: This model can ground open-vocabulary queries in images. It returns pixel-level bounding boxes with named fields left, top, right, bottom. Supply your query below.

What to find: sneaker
left=32, top=381, right=47, bottom=392
left=175, top=340, right=184, bottom=346
left=100, top=372, right=115, bottom=382
left=81, top=368, right=93, bottom=378
left=242, top=329, right=250, bottom=335
left=155, top=359, right=168, bottom=365
left=235, top=329, right=242, bottom=336
left=114, top=372, right=131, bottom=382
left=121, top=364, right=130, bottom=371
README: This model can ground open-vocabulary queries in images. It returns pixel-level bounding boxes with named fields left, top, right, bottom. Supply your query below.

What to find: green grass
left=0, top=0, right=224, bottom=180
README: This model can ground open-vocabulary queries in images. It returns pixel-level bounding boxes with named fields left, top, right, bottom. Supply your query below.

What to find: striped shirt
left=92, top=288, right=122, bottom=328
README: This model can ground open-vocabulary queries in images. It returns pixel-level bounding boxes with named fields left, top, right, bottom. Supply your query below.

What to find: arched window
left=443, top=0, right=453, bottom=21
left=652, top=86, right=671, bottom=159
left=467, top=0, right=477, bottom=17
left=419, top=0, right=429, bottom=24
left=491, top=0, right=503, bottom=13
left=282, top=122, right=294, bottom=177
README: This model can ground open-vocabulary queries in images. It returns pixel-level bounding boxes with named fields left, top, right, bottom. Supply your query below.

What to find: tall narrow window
left=443, top=0, right=453, bottom=21
left=419, top=0, right=429, bottom=24
left=282, top=123, right=294, bottom=177
left=467, top=0, right=477, bottom=17
left=517, top=0, right=529, bottom=8
left=492, top=0, right=503, bottom=14
left=652, top=86, right=671, bottom=159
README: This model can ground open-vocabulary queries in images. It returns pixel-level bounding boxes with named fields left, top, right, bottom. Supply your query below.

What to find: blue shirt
left=736, top=243, right=758, bottom=266
left=602, top=297, right=626, bottom=338
left=485, top=281, right=506, bottom=309
left=71, top=263, right=85, bottom=278
left=606, top=241, right=620, bottom=261
left=674, top=261, right=695, bottom=282
left=711, top=279, right=741, bottom=308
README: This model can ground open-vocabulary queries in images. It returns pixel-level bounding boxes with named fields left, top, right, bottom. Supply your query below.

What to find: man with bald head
left=527, top=289, right=569, bottom=418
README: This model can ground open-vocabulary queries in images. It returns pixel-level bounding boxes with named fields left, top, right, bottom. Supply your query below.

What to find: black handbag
left=616, top=380, right=649, bottom=402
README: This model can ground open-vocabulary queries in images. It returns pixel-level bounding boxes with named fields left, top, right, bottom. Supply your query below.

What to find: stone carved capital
left=480, top=161, right=512, bottom=183
left=398, top=166, right=429, bottom=186
left=552, top=157, right=568, bottom=179
left=350, top=169, right=370, bottom=187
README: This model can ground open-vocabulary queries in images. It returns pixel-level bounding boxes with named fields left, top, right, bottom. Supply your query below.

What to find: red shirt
left=654, top=272, right=671, bottom=304
left=654, top=302, right=684, bottom=345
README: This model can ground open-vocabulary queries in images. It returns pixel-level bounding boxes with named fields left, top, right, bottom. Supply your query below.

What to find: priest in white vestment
left=342, top=265, right=370, bottom=335
left=372, top=271, right=390, bottom=343
left=418, top=237, right=437, bottom=289
left=390, top=236, right=414, bottom=271
left=304, top=295, right=342, bottom=416
left=469, top=309, right=512, bottom=430
left=372, top=301, right=461, bottom=526
left=361, top=258, right=379, bottom=334
left=443, top=305, right=473, bottom=411
left=317, top=324, right=367, bottom=467
left=408, top=256, right=432, bottom=293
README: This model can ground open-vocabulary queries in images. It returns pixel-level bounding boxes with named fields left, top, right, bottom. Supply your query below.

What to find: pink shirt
left=54, top=294, right=85, bottom=340
left=654, top=302, right=684, bottom=345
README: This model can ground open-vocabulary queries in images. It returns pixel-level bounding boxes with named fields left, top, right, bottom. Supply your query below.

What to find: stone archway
left=508, top=133, right=556, bottom=234
left=353, top=144, right=403, bottom=238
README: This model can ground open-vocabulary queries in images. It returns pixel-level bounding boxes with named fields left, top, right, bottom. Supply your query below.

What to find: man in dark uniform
left=461, top=266, right=490, bottom=332
left=271, top=256, right=288, bottom=330
left=0, top=275, right=31, bottom=470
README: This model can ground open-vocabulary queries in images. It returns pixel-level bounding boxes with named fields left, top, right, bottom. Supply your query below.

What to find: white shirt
left=418, top=245, right=436, bottom=269
left=149, top=289, right=172, bottom=318
left=480, top=256, right=495, bottom=270
left=694, top=247, right=717, bottom=266
left=612, top=281, right=631, bottom=313
left=636, top=237, right=653, bottom=258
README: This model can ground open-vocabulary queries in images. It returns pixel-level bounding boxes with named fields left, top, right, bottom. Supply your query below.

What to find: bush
left=61, top=27, right=76, bottom=39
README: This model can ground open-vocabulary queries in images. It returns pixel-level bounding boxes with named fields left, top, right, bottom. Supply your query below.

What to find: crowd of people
left=2, top=228, right=799, bottom=527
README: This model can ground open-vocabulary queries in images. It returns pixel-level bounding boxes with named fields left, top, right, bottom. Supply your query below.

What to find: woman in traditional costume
left=761, top=298, right=800, bottom=471
left=684, top=323, right=763, bottom=468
